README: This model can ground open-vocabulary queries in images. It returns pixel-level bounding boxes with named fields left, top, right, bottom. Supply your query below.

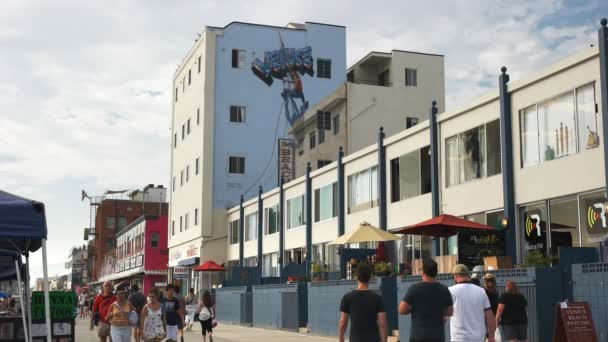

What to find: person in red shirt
left=90, top=281, right=117, bottom=342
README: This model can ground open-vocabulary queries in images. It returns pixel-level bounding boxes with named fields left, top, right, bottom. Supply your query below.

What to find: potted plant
left=374, top=261, right=391, bottom=277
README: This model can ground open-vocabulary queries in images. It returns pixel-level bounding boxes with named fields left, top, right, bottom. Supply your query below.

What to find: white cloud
left=1, top=0, right=605, bottom=268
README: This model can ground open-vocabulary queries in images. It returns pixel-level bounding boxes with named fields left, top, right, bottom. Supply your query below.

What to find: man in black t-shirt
left=339, top=263, right=387, bottom=342
left=399, top=259, right=453, bottom=342
left=162, top=284, right=183, bottom=342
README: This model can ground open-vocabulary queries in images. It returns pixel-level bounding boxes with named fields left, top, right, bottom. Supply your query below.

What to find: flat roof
left=347, top=49, right=444, bottom=72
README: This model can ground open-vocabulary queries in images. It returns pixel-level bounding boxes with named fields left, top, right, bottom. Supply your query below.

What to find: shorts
left=97, top=321, right=111, bottom=337
left=177, top=317, right=183, bottom=330
left=501, top=324, right=527, bottom=340
left=166, top=325, right=178, bottom=340
left=200, top=319, right=213, bottom=336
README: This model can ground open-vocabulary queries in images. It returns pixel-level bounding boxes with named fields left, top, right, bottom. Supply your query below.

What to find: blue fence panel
left=572, top=262, right=608, bottom=341
left=252, top=283, right=298, bottom=329
left=215, top=286, right=248, bottom=324
left=308, top=278, right=380, bottom=337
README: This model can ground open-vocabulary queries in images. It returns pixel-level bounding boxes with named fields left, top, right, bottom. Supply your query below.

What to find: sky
left=1, top=0, right=606, bottom=283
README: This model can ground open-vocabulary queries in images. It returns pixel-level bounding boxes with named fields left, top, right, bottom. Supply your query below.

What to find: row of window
left=173, top=157, right=200, bottom=192
left=175, top=56, right=202, bottom=103
left=298, top=113, right=340, bottom=155
left=231, top=48, right=332, bottom=79
left=229, top=182, right=338, bottom=244
left=348, top=67, right=418, bottom=87
left=171, top=208, right=199, bottom=236
left=174, top=109, right=201, bottom=149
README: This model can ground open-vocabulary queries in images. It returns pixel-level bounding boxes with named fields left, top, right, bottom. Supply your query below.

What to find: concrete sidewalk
left=75, top=317, right=336, bottom=341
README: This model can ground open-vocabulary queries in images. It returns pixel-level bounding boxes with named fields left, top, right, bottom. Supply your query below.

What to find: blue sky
left=1, top=0, right=606, bottom=282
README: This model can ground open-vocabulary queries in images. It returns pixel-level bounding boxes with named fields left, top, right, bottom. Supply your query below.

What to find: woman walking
left=197, top=290, right=215, bottom=342
left=140, top=287, right=166, bottom=342
left=496, top=280, right=528, bottom=342
left=184, top=288, right=198, bottom=331
left=105, top=288, right=136, bottom=342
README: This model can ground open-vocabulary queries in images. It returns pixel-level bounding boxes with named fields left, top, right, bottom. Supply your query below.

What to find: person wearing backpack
left=197, top=290, right=215, bottom=342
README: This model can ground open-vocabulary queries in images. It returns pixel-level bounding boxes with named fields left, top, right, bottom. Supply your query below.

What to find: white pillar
left=41, top=239, right=52, bottom=341
left=15, top=260, right=29, bottom=342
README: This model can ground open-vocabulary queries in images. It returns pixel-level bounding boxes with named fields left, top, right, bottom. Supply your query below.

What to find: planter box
left=484, top=256, right=512, bottom=270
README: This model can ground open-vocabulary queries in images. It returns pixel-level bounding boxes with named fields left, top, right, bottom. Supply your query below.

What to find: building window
left=445, top=119, right=501, bottom=186
left=318, top=129, right=325, bottom=144
left=230, top=106, right=246, bottom=123
left=333, top=115, right=340, bottom=135
left=197, top=108, right=200, bottom=125
left=229, top=219, right=239, bottom=245
left=188, top=69, right=191, bottom=85
left=287, top=195, right=306, bottom=229
left=105, top=239, right=113, bottom=250
left=405, top=68, right=417, bottom=86
left=118, top=216, right=127, bottom=229
left=315, top=182, right=338, bottom=222
left=187, top=119, right=191, bottom=134
left=198, top=56, right=201, bottom=73
left=309, top=131, right=316, bottom=149
left=196, top=157, right=200, bottom=175
left=174, top=133, right=177, bottom=148
left=520, top=82, right=598, bottom=167
left=179, top=216, right=183, bottom=232
left=232, top=49, right=246, bottom=68
left=182, top=77, right=185, bottom=92
left=175, top=88, right=178, bottom=102
left=195, top=208, right=198, bottom=225
left=151, top=232, right=159, bottom=248
left=317, top=111, right=331, bottom=130
left=347, top=166, right=378, bottom=213
left=181, top=124, right=185, bottom=140
left=317, top=160, right=332, bottom=169
left=180, top=170, right=184, bottom=186
left=390, top=146, right=431, bottom=202
left=186, top=165, right=190, bottom=182
left=317, top=59, right=332, bottom=79
left=171, top=221, right=175, bottom=236
left=105, top=216, right=116, bottom=229
left=172, top=176, right=176, bottom=192
left=185, top=213, right=189, bottom=230
left=228, top=156, right=245, bottom=174
left=245, top=213, right=257, bottom=241
left=265, top=205, right=279, bottom=235
left=406, top=117, right=419, bottom=129
left=297, top=138, right=304, bottom=156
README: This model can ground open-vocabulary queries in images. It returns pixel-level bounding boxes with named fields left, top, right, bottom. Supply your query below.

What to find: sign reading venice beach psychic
left=553, top=301, right=598, bottom=342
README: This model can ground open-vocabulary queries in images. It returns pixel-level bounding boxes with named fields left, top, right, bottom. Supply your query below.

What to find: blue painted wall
left=212, top=22, right=346, bottom=209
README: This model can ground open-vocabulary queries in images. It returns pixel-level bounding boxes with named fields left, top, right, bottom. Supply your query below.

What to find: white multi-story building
left=169, top=21, right=346, bottom=290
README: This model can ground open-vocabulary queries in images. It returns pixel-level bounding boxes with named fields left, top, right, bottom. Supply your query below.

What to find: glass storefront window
left=579, top=191, right=608, bottom=248
left=245, top=213, right=257, bottom=241
left=520, top=203, right=547, bottom=258
left=577, top=83, right=599, bottom=150
left=548, top=197, right=579, bottom=257
left=539, top=91, right=576, bottom=161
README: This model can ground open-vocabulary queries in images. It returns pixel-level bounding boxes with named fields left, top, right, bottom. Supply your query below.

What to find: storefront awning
left=177, top=257, right=199, bottom=266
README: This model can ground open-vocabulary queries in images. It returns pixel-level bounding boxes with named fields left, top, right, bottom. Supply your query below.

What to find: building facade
left=169, top=21, right=346, bottom=290
left=225, top=45, right=607, bottom=272
left=291, top=50, right=445, bottom=177
left=66, top=245, right=88, bottom=291
left=90, top=185, right=168, bottom=282
left=98, top=215, right=168, bottom=293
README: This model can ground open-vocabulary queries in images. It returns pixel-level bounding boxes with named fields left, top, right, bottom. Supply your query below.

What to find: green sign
left=31, top=291, right=77, bottom=320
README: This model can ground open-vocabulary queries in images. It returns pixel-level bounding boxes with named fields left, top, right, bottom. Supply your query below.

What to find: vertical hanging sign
left=278, top=139, right=295, bottom=185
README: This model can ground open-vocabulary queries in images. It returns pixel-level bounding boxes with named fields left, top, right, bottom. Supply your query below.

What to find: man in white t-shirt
left=449, top=264, right=496, bottom=342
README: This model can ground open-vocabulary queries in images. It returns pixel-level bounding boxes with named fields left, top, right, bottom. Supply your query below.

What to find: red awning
left=194, top=260, right=226, bottom=272
left=392, top=214, right=496, bottom=238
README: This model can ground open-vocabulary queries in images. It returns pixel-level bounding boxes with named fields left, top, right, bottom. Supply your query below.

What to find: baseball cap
left=483, top=273, right=496, bottom=280
left=452, top=264, right=469, bottom=275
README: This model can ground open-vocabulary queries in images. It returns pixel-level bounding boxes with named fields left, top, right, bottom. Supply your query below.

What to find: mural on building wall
left=251, top=34, right=314, bottom=125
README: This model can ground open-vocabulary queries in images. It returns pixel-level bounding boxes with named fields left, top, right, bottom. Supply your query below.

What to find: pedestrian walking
left=90, top=281, right=117, bottom=342
left=106, top=288, right=137, bottom=342
left=483, top=274, right=499, bottom=315
left=184, top=288, right=198, bottom=331
left=495, top=280, right=528, bottom=342
left=161, top=284, right=183, bottom=342
left=140, top=287, right=166, bottom=342
left=399, top=259, right=453, bottom=342
left=197, top=290, right=215, bottom=342
left=79, top=291, right=87, bottom=318
left=449, top=264, right=496, bottom=342
left=129, top=284, right=147, bottom=341
left=174, top=285, right=186, bottom=341
left=338, top=263, right=387, bottom=342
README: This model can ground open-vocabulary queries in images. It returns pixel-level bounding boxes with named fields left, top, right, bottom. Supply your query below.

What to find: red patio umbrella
left=194, top=260, right=226, bottom=290
left=392, top=214, right=496, bottom=238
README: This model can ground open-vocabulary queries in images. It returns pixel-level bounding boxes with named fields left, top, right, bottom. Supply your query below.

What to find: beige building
left=226, top=44, right=605, bottom=271
left=290, top=50, right=445, bottom=177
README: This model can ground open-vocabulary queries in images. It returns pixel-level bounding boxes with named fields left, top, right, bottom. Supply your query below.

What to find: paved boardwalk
left=75, top=317, right=335, bottom=341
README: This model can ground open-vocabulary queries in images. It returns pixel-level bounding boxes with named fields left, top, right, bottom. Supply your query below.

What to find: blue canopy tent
left=0, top=190, right=52, bottom=342
left=0, top=248, right=28, bottom=340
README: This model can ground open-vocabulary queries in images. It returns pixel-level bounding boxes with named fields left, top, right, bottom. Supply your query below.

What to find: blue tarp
left=0, top=190, right=47, bottom=252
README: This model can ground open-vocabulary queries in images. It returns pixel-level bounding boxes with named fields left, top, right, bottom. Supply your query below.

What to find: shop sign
left=553, top=301, right=598, bottom=342
left=169, top=241, right=201, bottom=266
left=457, top=230, right=505, bottom=268
left=31, top=291, right=77, bottom=320
left=277, top=139, right=295, bottom=185
left=136, top=255, right=143, bottom=267
left=584, top=197, right=608, bottom=236
left=173, top=267, right=189, bottom=279
left=523, top=209, right=546, bottom=251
